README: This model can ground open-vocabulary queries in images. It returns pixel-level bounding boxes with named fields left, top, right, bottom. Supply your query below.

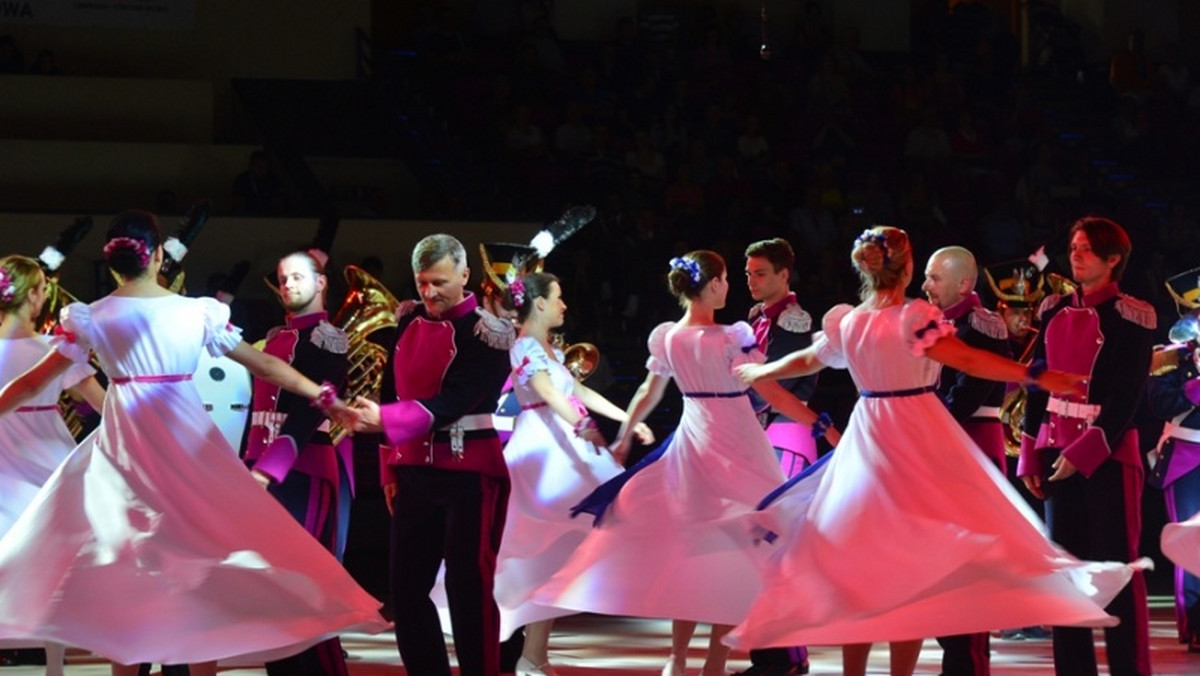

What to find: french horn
left=330, top=264, right=401, bottom=442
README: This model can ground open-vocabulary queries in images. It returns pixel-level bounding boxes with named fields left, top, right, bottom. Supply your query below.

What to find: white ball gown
left=728, top=300, right=1142, bottom=649
left=0, top=334, right=94, bottom=536
left=1162, top=510, right=1200, bottom=576
left=534, top=321, right=787, bottom=626
left=492, top=336, right=624, bottom=638
left=0, top=295, right=387, bottom=664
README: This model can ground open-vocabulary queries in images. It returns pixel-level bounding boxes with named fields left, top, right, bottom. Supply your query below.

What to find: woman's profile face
left=709, top=271, right=729, bottom=309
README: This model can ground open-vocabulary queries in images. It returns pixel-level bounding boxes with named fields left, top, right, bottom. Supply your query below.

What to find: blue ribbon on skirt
left=570, top=431, right=676, bottom=526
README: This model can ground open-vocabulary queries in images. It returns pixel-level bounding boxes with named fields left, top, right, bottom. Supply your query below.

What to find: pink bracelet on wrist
left=311, top=381, right=337, bottom=410
left=573, top=415, right=599, bottom=437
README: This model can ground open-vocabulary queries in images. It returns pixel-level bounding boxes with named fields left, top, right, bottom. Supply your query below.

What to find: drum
left=194, top=351, right=252, bottom=453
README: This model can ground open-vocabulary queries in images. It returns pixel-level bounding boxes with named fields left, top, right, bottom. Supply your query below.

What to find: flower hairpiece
left=103, top=237, right=151, bottom=269
left=0, top=267, right=14, bottom=304
left=510, top=277, right=526, bottom=307
left=669, top=257, right=702, bottom=284
left=854, top=230, right=890, bottom=266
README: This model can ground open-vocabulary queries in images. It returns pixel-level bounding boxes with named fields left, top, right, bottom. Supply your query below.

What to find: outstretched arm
left=737, top=344, right=825, bottom=383
left=573, top=380, right=655, bottom=446
left=528, top=371, right=606, bottom=447
left=0, top=350, right=73, bottom=416
left=66, top=375, right=106, bottom=413
left=609, top=372, right=670, bottom=463
left=925, top=334, right=1083, bottom=395
left=751, top=379, right=840, bottom=446
left=226, top=341, right=357, bottom=426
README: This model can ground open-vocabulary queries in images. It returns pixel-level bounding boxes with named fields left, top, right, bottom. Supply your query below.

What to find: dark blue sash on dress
left=570, top=431, right=676, bottom=526
left=569, top=390, right=750, bottom=526
left=756, top=450, right=834, bottom=510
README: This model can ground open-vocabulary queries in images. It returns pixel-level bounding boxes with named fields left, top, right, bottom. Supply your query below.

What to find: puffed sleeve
left=511, top=336, right=553, bottom=386
left=199, top=297, right=244, bottom=357
left=813, top=304, right=854, bottom=370
left=901, top=299, right=954, bottom=356
left=725, top=321, right=765, bottom=368
left=645, top=322, right=675, bottom=377
left=61, top=360, right=96, bottom=390
left=52, top=302, right=94, bottom=363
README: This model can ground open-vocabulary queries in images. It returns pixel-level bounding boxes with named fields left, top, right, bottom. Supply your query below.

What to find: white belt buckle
left=449, top=423, right=465, bottom=461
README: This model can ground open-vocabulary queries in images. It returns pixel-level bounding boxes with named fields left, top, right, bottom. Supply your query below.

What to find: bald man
left=921, top=246, right=1013, bottom=676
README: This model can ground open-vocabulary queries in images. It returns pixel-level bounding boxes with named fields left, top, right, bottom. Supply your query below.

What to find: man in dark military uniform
left=922, top=245, right=1012, bottom=676
left=244, top=249, right=354, bottom=676
left=735, top=237, right=816, bottom=676
left=355, top=234, right=515, bottom=676
left=1147, top=267, right=1200, bottom=653
left=1018, top=216, right=1155, bottom=676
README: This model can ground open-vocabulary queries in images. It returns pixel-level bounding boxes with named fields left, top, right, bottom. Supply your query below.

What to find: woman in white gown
left=535, top=251, right=838, bottom=676
left=497, top=271, right=653, bottom=675
left=0, top=254, right=106, bottom=676
left=0, top=211, right=388, bottom=676
left=729, top=226, right=1145, bottom=676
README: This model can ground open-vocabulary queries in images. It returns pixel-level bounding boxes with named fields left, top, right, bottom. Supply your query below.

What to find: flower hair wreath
left=509, top=277, right=526, bottom=308
left=669, top=257, right=702, bottom=284
left=854, top=230, right=890, bottom=266
left=103, top=237, right=152, bottom=269
left=0, top=267, right=14, bottom=304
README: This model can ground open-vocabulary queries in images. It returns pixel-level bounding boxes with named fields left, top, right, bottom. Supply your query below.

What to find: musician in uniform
left=478, top=241, right=535, bottom=673
left=243, top=249, right=354, bottom=676
left=921, top=246, right=1011, bottom=676
left=1018, top=216, right=1155, bottom=676
left=479, top=241, right=534, bottom=446
left=984, top=260, right=1046, bottom=366
left=354, top=234, right=515, bottom=676
left=1146, top=267, right=1200, bottom=653
left=983, top=257, right=1053, bottom=641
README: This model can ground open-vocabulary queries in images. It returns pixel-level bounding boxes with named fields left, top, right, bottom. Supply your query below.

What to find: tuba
left=999, top=328, right=1039, bottom=456
left=330, top=264, right=401, bottom=442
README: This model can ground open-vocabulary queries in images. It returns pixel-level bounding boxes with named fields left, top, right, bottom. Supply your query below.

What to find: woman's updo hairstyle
left=104, top=209, right=162, bottom=279
left=0, top=255, right=45, bottom=315
left=507, top=271, right=559, bottom=324
left=667, top=250, right=725, bottom=306
left=851, top=226, right=912, bottom=299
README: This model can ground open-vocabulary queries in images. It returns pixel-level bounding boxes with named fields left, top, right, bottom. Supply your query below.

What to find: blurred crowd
left=400, top=0, right=1200, bottom=349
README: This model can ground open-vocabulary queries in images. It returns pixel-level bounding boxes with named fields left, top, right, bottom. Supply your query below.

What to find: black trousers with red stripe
left=389, top=466, right=510, bottom=676
left=936, top=633, right=990, bottom=676
left=265, top=469, right=349, bottom=676
left=1042, top=450, right=1150, bottom=676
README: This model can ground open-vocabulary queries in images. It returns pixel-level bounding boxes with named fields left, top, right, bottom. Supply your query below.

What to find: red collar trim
left=286, top=310, right=328, bottom=331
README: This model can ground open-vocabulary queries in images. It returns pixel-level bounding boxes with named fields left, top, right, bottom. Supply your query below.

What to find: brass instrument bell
left=563, top=342, right=600, bottom=381
left=329, top=264, right=401, bottom=443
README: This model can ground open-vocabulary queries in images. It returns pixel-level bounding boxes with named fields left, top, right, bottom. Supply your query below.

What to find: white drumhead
left=194, top=351, right=252, bottom=454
